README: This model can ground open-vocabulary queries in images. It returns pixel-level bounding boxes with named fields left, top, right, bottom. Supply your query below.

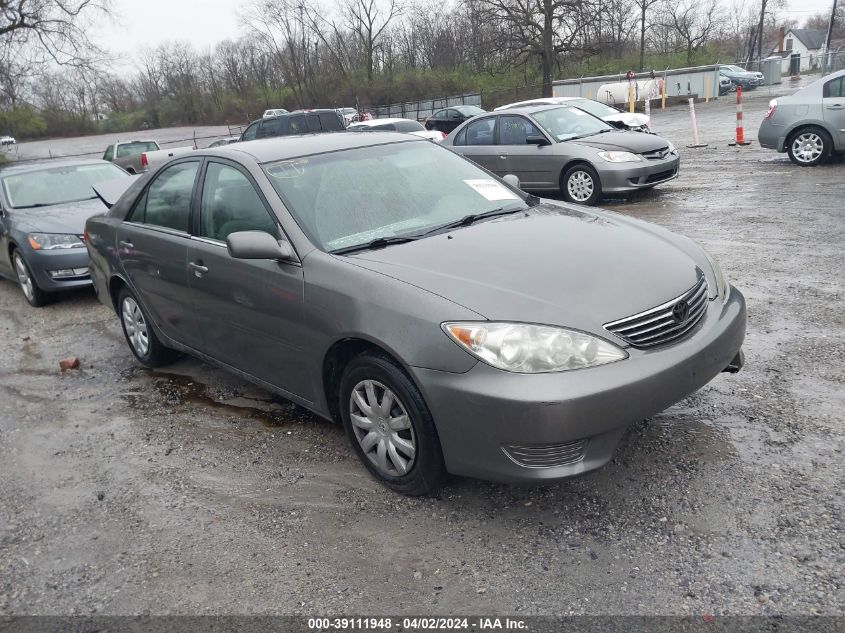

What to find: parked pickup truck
left=140, top=145, right=196, bottom=172
left=103, top=140, right=160, bottom=174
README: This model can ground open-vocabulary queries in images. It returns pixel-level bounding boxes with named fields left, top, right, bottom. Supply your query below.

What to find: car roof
left=204, top=131, right=423, bottom=163
left=490, top=104, right=574, bottom=115
left=248, top=109, right=340, bottom=125
left=349, top=118, right=419, bottom=126
left=0, top=158, right=113, bottom=176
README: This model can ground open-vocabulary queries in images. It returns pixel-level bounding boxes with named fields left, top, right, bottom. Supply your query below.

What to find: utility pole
left=755, top=0, right=768, bottom=68
left=822, top=0, right=838, bottom=74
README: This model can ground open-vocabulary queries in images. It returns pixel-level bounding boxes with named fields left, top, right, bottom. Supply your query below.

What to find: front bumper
left=411, top=288, right=746, bottom=484
left=26, top=247, right=92, bottom=292
left=600, top=154, right=681, bottom=192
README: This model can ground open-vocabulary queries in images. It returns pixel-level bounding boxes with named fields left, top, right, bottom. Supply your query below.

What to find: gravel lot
left=1, top=80, right=843, bottom=617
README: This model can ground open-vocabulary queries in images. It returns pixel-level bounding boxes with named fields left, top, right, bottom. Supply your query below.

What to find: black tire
left=561, top=163, right=602, bottom=205
left=786, top=127, right=833, bottom=166
left=117, top=286, right=178, bottom=367
left=339, top=352, right=447, bottom=496
left=11, top=248, right=49, bottom=307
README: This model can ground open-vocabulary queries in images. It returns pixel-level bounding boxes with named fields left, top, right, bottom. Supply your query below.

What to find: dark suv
left=240, top=110, right=345, bottom=142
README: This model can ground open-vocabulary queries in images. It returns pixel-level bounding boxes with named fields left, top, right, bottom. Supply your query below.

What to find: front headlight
left=27, top=233, right=85, bottom=250
left=698, top=245, right=730, bottom=304
left=666, top=141, right=676, bottom=153
left=442, top=322, right=627, bottom=373
left=597, top=150, right=642, bottom=163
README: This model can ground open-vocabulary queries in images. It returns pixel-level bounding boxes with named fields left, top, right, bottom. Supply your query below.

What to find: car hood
left=345, top=202, right=702, bottom=338
left=603, top=112, right=650, bottom=128
left=567, top=130, right=667, bottom=152
left=10, top=197, right=108, bottom=234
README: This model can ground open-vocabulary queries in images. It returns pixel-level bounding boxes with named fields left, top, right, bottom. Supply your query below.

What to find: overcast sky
left=93, top=0, right=836, bottom=72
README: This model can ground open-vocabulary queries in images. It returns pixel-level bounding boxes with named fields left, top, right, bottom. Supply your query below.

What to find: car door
left=427, top=109, right=446, bottom=132
left=823, top=75, right=845, bottom=148
left=499, top=115, right=556, bottom=188
left=187, top=159, right=311, bottom=400
left=117, top=159, right=203, bottom=349
left=0, top=197, right=12, bottom=277
left=459, top=117, right=503, bottom=174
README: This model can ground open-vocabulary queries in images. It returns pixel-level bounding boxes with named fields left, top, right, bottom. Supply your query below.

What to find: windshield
left=263, top=141, right=529, bottom=252
left=724, top=65, right=745, bottom=73
left=1, top=163, right=128, bottom=209
left=531, top=106, right=613, bottom=141
left=568, top=99, right=619, bottom=118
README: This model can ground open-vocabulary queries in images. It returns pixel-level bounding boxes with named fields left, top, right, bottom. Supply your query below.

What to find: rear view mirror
left=526, top=135, right=550, bottom=146
left=502, top=174, right=521, bottom=189
left=226, top=231, right=295, bottom=261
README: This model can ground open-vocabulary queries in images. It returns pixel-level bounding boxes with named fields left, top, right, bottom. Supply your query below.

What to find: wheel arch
left=782, top=121, right=834, bottom=152
left=321, top=337, right=415, bottom=424
left=559, top=158, right=599, bottom=186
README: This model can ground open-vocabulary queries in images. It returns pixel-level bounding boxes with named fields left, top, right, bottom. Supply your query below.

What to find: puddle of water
left=123, top=370, right=314, bottom=428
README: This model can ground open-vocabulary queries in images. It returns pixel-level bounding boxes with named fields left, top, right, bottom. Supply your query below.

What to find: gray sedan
left=85, top=133, right=745, bottom=495
left=442, top=105, right=679, bottom=205
left=0, top=159, right=129, bottom=306
left=758, top=69, right=845, bottom=166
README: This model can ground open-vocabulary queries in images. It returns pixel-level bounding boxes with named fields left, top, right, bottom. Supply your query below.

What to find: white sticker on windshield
left=463, top=179, right=519, bottom=201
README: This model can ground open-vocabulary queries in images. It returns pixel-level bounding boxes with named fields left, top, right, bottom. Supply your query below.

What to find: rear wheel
left=339, top=352, right=447, bottom=496
left=12, top=249, right=49, bottom=307
left=117, top=287, right=177, bottom=367
left=561, top=163, right=602, bottom=205
left=787, top=127, right=832, bottom=166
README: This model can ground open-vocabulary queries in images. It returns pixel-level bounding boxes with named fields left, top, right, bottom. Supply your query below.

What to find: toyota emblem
left=672, top=301, right=690, bottom=323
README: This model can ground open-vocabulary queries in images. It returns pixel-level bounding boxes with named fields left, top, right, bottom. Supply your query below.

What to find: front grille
left=502, top=439, right=587, bottom=468
left=604, top=276, right=708, bottom=348
left=641, top=146, right=671, bottom=160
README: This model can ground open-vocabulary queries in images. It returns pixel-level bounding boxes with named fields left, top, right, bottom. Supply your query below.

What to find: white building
left=769, top=29, right=826, bottom=75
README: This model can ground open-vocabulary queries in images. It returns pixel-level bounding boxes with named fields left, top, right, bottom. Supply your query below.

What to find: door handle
left=119, top=239, right=134, bottom=248
left=499, top=154, right=508, bottom=159
left=825, top=104, right=845, bottom=110
left=189, top=261, right=209, bottom=277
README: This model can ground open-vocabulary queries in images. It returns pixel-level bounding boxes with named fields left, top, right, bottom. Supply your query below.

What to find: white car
left=0, top=135, right=16, bottom=145
left=495, top=97, right=650, bottom=132
left=337, top=107, right=358, bottom=124
left=262, top=108, right=289, bottom=119
left=346, top=117, right=446, bottom=141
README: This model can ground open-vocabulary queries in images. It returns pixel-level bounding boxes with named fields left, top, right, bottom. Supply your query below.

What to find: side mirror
left=226, top=230, right=295, bottom=261
left=526, top=135, right=550, bottom=146
left=502, top=174, right=521, bottom=189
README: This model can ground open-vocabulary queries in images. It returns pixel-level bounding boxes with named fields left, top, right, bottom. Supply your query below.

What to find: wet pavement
left=1, top=83, right=844, bottom=616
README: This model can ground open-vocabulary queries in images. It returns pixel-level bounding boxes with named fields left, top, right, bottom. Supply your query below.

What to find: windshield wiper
left=331, top=235, right=422, bottom=255
left=421, top=205, right=527, bottom=236
left=14, top=203, right=51, bottom=209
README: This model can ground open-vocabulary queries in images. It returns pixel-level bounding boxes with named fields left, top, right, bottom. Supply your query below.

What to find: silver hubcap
left=13, top=253, right=34, bottom=302
left=349, top=380, right=416, bottom=477
left=567, top=170, right=594, bottom=202
left=792, top=133, right=823, bottom=163
left=122, top=297, right=150, bottom=357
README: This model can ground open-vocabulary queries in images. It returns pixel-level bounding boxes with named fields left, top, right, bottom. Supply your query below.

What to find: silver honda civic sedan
left=442, top=104, right=680, bottom=205
left=85, top=133, right=745, bottom=495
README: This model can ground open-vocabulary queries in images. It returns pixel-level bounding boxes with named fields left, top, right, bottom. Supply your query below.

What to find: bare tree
left=479, top=0, right=588, bottom=97
left=632, top=0, right=660, bottom=69
left=660, top=0, right=722, bottom=65
left=0, top=0, right=111, bottom=66
left=344, top=0, right=402, bottom=80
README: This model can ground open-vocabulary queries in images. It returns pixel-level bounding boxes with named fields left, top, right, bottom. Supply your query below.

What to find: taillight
left=141, top=153, right=148, bottom=167
left=83, top=228, right=89, bottom=242
left=440, top=131, right=446, bottom=140
left=764, top=100, right=777, bottom=119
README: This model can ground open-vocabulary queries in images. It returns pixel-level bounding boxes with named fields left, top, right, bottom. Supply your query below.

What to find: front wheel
left=561, top=163, right=602, bottom=205
left=12, top=249, right=49, bottom=307
left=787, top=128, right=833, bottom=166
left=117, top=287, right=177, bottom=367
left=339, top=353, right=447, bottom=496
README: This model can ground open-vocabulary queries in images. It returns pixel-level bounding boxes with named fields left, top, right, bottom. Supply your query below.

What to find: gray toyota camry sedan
left=442, top=104, right=679, bottom=205
left=85, top=133, right=745, bottom=495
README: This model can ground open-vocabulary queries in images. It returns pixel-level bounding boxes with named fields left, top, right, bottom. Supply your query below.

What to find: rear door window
left=318, top=112, right=344, bottom=131
left=306, top=114, right=321, bottom=132
left=464, top=118, right=496, bottom=145
left=129, top=161, right=199, bottom=233
left=288, top=115, right=307, bottom=135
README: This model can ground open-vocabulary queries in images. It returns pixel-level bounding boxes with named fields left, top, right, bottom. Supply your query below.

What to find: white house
left=769, top=29, right=827, bottom=74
